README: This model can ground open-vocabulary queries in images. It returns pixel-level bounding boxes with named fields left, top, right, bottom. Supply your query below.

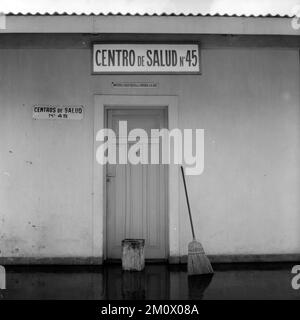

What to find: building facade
left=0, top=13, right=299, bottom=264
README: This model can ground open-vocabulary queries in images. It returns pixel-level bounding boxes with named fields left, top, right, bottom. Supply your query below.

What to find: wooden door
left=106, top=108, right=167, bottom=260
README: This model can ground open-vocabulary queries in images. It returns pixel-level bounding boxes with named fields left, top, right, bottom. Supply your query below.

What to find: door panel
left=106, top=109, right=167, bottom=259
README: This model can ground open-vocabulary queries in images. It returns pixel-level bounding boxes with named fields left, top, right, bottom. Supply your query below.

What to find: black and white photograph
left=0, top=0, right=300, bottom=312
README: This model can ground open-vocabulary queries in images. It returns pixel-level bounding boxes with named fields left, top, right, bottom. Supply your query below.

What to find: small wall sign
left=33, top=105, right=84, bottom=120
left=93, top=44, right=200, bottom=74
left=112, top=82, right=158, bottom=88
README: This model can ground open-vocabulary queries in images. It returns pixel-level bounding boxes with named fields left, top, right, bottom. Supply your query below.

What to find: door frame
left=93, top=95, right=180, bottom=263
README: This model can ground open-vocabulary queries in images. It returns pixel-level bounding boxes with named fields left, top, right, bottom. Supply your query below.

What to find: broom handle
left=181, top=166, right=196, bottom=240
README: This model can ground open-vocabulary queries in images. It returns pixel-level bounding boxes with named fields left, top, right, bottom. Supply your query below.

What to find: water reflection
left=0, top=263, right=299, bottom=300
left=188, top=274, right=214, bottom=300
left=121, top=271, right=146, bottom=300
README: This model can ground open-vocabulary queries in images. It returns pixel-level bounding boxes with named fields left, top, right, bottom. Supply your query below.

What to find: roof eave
left=0, top=15, right=299, bottom=36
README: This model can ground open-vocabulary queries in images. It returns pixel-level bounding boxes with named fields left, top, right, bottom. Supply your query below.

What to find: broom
left=181, top=166, right=214, bottom=275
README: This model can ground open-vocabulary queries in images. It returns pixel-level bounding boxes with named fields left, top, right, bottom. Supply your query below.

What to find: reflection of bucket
left=121, top=271, right=146, bottom=299
left=0, top=265, right=5, bottom=290
left=122, top=239, right=145, bottom=271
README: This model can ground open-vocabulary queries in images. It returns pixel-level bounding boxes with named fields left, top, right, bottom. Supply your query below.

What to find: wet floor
left=0, top=263, right=299, bottom=300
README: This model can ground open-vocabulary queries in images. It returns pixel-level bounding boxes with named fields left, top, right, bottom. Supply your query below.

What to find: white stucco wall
left=0, top=45, right=299, bottom=260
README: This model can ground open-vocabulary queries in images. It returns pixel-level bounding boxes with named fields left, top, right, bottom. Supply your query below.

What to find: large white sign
left=33, top=105, right=84, bottom=120
left=93, top=44, right=200, bottom=73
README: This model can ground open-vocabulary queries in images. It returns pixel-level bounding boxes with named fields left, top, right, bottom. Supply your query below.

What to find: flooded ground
left=0, top=263, right=299, bottom=300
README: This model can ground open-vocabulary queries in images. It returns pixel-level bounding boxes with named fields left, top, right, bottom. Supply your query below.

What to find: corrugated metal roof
left=2, top=0, right=299, bottom=18
left=2, top=12, right=295, bottom=17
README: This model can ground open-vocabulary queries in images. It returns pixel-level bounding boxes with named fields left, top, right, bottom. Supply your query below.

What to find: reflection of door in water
left=106, top=109, right=167, bottom=260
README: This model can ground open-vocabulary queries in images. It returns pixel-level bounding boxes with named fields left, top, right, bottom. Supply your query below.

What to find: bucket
left=121, top=239, right=145, bottom=271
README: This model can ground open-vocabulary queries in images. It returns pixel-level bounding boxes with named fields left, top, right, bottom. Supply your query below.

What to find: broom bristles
left=188, top=240, right=214, bottom=275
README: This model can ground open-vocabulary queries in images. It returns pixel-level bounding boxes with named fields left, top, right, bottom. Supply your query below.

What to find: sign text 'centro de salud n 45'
left=92, top=44, right=200, bottom=74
